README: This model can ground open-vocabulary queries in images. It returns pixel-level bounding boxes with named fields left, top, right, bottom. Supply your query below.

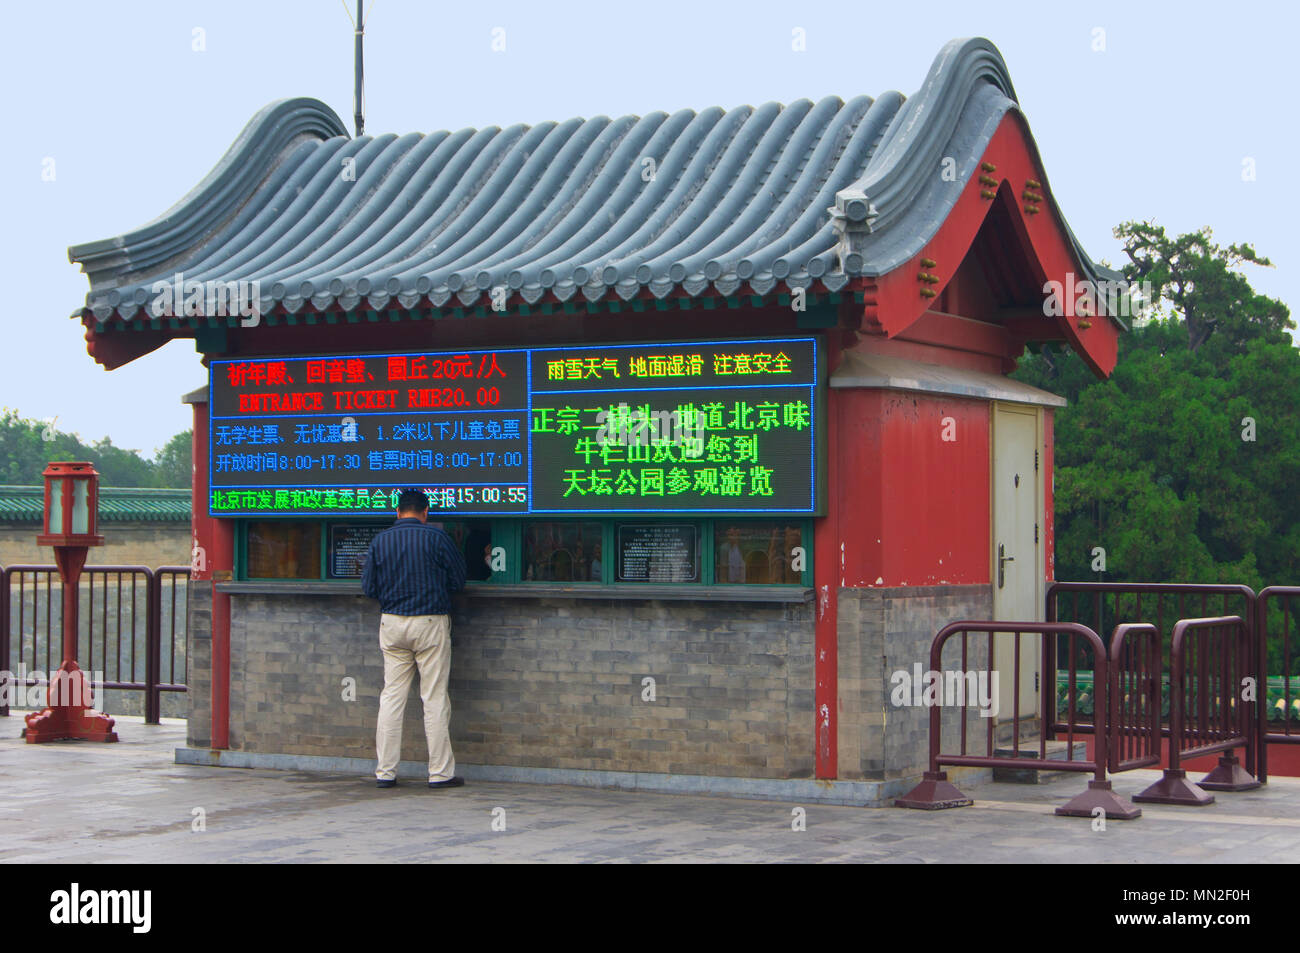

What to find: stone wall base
left=175, top=745, right=992, bottom=807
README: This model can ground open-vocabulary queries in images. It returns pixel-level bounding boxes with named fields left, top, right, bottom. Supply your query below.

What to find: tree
left=0, top=409, right=192, bottom=488
left=1012, top=225, right=1300, bottom=595
left=152, top=430, right=192, bottom=488
left=0, top=410, right=86, bottom=484
left=83, top=435, right=154, bottom=487
left=1114, top=221, right=1293, bottom=354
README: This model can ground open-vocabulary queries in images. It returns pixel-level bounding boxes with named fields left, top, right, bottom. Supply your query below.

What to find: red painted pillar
left=209, top=520, right=233, bottom=750
left=189, top=398, right=210, bottom=584
left=813, top=334, right=843, bottom=779
left=188, top=395, right=231, bottom=750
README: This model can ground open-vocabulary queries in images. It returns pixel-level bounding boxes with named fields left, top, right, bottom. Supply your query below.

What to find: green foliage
left=1114, top=221, right=1294, bottom=354
left=1022, top=325, right=1299, bottom=589
left=1014, top=224, right=1300, bottom=678
left=0, top=409, right=191, bottom=488
left=152, top=430, right=193, bottom=488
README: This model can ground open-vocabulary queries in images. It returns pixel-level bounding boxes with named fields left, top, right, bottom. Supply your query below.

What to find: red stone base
left=23, top=662, right=117, bottom=744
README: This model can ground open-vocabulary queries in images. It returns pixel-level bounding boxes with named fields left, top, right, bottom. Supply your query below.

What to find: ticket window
left=241, top=518, right=810, bottom=585
left=523, top=521, right=602, bottom=582
left=713, top=521, right=806, bottom=585
left=243, top=519, right=503, bottom=582
left=439, top=519, right=498, bottom=581
left=246, top=521, right=322, bottom=579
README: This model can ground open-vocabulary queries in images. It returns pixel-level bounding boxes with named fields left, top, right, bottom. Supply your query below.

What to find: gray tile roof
left=68, top=37, right=1114, bottom=326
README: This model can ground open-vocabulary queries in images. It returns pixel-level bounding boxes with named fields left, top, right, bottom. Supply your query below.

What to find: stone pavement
left=1, top=714, right=1296, bottom=863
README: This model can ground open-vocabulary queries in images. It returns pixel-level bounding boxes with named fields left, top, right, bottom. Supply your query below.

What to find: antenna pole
left=353, top=0, right=365, bottom=136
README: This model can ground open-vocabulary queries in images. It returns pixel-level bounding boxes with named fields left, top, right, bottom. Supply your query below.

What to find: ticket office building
left=68, top=38, right=1122, bottom=795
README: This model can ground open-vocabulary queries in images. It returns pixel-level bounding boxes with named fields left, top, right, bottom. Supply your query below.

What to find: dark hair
left=396, top=488, right=430, bottom=514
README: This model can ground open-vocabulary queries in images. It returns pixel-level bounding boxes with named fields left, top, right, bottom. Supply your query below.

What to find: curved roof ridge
left=69, top=98, right=347, bottom=292
left=832, top=37, right=1018, bottom=236
left=828, top=36, right=1115, bottom=311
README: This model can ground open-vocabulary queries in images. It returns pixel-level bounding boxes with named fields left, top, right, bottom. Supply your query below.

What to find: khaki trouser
left=375, top=613, right=454, bottom=782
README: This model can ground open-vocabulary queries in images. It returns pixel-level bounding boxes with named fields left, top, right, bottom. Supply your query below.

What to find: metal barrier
left=1046, top=582, right=1260, bottom=774
left=1046, top=582, right=1257, bottom=646
left=1133, top=616, right=1260, bottom=805
left=1108, top=623, right=1162, bottom=773
left=149, top=567, right=191, bottom=724
left=895, top=621, right=1142, bottom=819
left=0, top=564, right=190, bottom=723
left=1257, top=587, right=1300, bottom=766
left=897, top=613, right=1266, bottom=820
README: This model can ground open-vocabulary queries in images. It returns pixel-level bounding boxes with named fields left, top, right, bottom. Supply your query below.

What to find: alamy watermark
left=49, top=883, right=150, bottom=933
left=1042, top=273, right=1154, bottom=321
left=890, top=664, right=1000, bottom=718
left=149, top=271, right=261, bottom=324
left=0, top=666, right=106, bottom=709
left=594, top=403, right=707, bottom=457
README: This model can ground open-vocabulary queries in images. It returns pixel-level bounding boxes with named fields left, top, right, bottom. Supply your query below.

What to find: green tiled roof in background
left=0, top=486, right=191, bottom=522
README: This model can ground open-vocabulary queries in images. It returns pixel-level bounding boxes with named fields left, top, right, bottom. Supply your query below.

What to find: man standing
left=361, top=488, right=468, bottom=789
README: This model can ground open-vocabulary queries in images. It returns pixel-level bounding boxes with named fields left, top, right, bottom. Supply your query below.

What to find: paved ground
left=1, top=714, right=1296, bottom=863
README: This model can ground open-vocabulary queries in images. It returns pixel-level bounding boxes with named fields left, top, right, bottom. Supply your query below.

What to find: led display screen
left=209, top=337, right=818, bottom=517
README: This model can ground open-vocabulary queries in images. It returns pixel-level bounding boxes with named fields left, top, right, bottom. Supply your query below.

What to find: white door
left=992, top=403, right=1042, bottom=723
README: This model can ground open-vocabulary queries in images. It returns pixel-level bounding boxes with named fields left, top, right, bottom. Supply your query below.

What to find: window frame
left=235, top=516, right=812, bottom=587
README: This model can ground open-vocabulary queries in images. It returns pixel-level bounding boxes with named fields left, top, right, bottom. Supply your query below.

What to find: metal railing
left=1107, top=623, right=1162, bottom=773
left=897, top=611, right=1268, bottom=819
left=1046, top=582, right=1257, bottom=647
left=149, top=567, right=192, bottom=723
left=1045, top=582, right=1263, bottom=775
left=0, top=564, right=190, bottom=723
left=894, top=621, right=1141, bottom=819
left=1257, top=587, right=1300, bottom=757
left=1132, top=616, right=1259, bottom=805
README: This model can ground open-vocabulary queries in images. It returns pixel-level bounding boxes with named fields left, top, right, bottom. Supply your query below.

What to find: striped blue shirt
left=361, top=518, right=468, bottom=616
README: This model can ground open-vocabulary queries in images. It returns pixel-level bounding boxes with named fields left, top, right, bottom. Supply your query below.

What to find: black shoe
left=428, top=776, right=465, bottom=789
left=376, top=778, right=398, bottom=788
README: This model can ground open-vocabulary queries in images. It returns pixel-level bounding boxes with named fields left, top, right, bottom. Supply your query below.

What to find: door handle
left=998, top=542, right=1015, bottom=589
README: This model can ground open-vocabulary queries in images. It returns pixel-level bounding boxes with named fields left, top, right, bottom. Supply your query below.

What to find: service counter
left=188, top=578, right=820, bottom=781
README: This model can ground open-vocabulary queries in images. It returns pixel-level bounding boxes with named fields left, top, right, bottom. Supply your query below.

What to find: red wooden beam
left=895, top=310, right=1011, bottom=358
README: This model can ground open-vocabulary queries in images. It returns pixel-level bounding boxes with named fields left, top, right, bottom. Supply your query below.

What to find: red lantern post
left=24, top=462, right=117, bottom=743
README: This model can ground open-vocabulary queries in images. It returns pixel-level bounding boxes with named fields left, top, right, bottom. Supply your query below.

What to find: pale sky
left=2, top=0, right=1294, bottom=458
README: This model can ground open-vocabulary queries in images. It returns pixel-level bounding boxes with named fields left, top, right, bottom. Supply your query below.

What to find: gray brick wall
left=184, top=584, right=1017, bottom=783
left=837, top=584, right=994, bottom=780
left=0, top=523, right=190, bottom=569
left=186, top=584, right=212, bottom=748
left=216, top=593, right=816, bottom=780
